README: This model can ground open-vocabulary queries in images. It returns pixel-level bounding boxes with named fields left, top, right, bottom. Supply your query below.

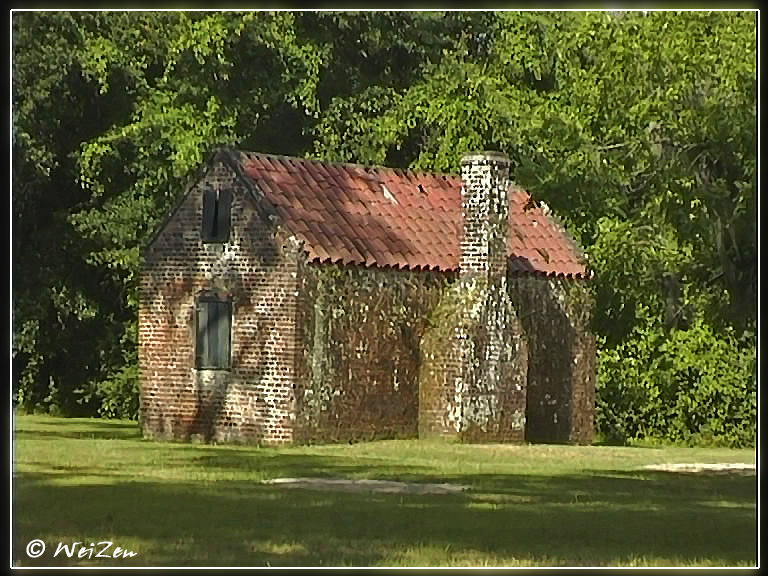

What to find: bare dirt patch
left=265, top=477, right=469, bottom=494
left=642, top=463, right=755, bottom=475
left=264, top=463, right=756, bottom=495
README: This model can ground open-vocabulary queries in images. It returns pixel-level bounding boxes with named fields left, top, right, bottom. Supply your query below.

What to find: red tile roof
left=238, top=151, right=587, bottom=278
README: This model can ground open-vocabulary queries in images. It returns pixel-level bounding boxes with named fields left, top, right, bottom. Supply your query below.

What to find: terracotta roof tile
left=238, top=152, right=586, bottom=277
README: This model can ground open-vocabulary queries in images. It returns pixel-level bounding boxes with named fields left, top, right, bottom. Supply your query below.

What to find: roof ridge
left=237, top=149, right=463, bottom=182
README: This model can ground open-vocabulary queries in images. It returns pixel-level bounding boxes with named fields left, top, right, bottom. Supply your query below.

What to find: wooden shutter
left=196, top=299, right=231, bottom=369
left=215, top=301, right=232, bottom=368
left=196, top=302, right=209, bottom=368
left=210, top=301, right=222, bottom=368
left=215, top=188, right=232, bottom=242
left=201, top=188, right=217, bottom=241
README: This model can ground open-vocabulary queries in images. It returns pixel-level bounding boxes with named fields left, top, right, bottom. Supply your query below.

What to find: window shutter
left=215, top=188, right=232, bottom=242
left=201, top=188, right=217, bottom=241
left=208, top=301, right=220, bottom=368
left=196, top=302, right=209, bottom=368
left=196, top=298, right=232, bottom=369
left=216, top=301, right=232, bottom=368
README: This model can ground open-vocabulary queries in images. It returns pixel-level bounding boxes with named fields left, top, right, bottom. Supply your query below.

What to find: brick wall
left=457, top=280, right=528, bottom=443
left=507, top=274, right=596, bottom=444
left=139, top=158, right=301, bottom=444
left=418, top=286, right=463, bottom=437
left=294, top=263, right=447, bottom=443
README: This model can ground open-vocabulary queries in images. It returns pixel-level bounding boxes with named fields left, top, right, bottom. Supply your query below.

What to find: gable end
left=143, top=147, right=278, bottom=256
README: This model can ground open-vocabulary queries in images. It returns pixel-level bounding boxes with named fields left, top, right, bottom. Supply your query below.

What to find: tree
left=12, top=11, right=756, bottom=444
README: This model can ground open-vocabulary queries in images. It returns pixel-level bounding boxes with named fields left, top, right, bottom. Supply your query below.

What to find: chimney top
left=461, top=151, right=511, bottom=165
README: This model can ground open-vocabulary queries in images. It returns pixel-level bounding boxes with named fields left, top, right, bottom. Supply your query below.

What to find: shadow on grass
left=14, top=418, right=141, bottom=441
left=188, top=448, right=439, bottom=481
left=13, top=461, right=757, bottom=567
left=12, top=416, right=757, bottom=566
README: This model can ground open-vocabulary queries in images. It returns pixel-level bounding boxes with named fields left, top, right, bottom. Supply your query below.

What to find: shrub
left=596, top=321, right=756, bottom=447
left=96, top=363, right=140, bottom=420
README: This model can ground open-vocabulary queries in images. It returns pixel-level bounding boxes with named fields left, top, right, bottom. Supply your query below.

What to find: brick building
left=139, top=148, right=595, bottom=445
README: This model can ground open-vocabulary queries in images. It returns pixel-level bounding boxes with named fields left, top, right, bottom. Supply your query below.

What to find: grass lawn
left=12, top=414, right=757, bottom=567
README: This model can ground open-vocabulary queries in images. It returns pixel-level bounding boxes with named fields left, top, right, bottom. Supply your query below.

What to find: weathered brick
left=507, top=275, right=596, bottom=444
left=140, top=151, right=596, bottom=446
left=140, top=159, right=300, bottom=444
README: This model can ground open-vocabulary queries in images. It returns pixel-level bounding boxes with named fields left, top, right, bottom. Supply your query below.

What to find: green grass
left=12, top=414, right=757, bottom=567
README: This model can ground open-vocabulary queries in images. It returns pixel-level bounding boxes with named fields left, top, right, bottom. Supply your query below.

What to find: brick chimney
left=459, top=151, right=511, bottom=282
left=456, top=151, right=527, bottom=443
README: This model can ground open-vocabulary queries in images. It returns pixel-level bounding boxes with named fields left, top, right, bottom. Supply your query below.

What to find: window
left=201, top=187, right=232, bottom=243
left=196, top=297, right=232, bottom=369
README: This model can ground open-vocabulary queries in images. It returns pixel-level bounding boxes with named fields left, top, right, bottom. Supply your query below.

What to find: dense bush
left=596, top=321, right=756, bottom=447
left=95, top=363, right=140, bottom=420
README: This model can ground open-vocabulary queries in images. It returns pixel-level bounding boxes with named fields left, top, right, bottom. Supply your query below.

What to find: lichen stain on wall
left=460, top=277, right=528, bottom=443
left=507, top=274, right=595, bottom=444
left=418, top=273, right=530, bottom=443
left=294, top=263, right=449, bottom=443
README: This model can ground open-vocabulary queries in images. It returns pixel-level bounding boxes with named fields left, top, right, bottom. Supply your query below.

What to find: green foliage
left=597, top=321, right=756, bottom=447
left=95, top=363, right=140, bottom=420
left=589, top=217, right=691, bottom=345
